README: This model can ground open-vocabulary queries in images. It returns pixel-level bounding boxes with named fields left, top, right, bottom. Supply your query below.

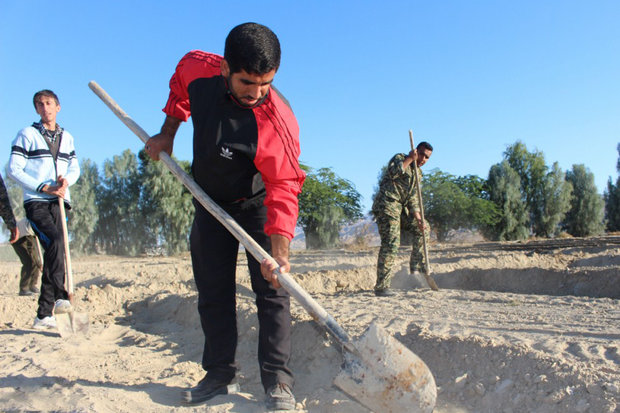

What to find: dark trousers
left=12, top=235, right=42, bottom=292
left=189, top=201, right=294, bottom=392
left=25, top=201, right=69, bottom=318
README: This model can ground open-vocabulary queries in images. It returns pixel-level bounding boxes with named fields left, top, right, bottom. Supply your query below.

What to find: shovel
left=55, top=197, right=89, bottom=337
left=89, top=80, right=437, bottom=413
left=409, top=130, right=439, bottom=291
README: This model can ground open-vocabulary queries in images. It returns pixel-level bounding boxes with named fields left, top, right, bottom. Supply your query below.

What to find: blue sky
left=1, top=1, right=619, bottom=215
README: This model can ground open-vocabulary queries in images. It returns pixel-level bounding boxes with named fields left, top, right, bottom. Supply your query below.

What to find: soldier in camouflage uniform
left=13, top=218, right=43, bottom=296
left=372, top=142, right=433, bottom=296
left=2, top=172, right=43, bottom=296
left=0, top=174, right=19, bottom=244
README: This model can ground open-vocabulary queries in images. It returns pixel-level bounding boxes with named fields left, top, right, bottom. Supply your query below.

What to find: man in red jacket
left=145, top=23, right=304, bottom=411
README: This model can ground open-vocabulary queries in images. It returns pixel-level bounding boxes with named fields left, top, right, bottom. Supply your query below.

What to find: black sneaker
left=182, top=374, right=239, bottom=405
left=19, top=290, right=35, bottom=296
left=265, top=383, right=296, bottom=411
left=374, top=288, right=396, bottom=297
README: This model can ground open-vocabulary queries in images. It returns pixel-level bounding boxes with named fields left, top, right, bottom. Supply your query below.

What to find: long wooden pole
left=58, top=198, right=74, bottom=301
left=408, top=130, right=439, bottom=291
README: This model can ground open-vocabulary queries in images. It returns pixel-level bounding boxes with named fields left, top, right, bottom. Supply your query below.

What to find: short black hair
left=224, top=22, right=281, bottom=75
left=417, top=141, right=433, bottom=152
left=33, top=90, right=60, bottom=108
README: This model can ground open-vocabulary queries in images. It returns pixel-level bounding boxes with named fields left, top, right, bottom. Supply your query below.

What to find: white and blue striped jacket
left=8, top=125, right=80, bottom=205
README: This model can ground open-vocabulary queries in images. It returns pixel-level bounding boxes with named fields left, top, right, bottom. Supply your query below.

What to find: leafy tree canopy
left=486, top=161, right=530, bottom=241
left=298, top=165, right=363, bottom=249
left=604, top=144, right=620, bottom=232
left=423, top=170, right=499, bottom=241
left=564, top=164, right=605, bottom=237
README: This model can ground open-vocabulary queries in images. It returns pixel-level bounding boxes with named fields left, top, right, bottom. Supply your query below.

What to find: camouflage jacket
left=0, top=174, right=17, bottom=229
left=372, top=153, right=422, bottom=219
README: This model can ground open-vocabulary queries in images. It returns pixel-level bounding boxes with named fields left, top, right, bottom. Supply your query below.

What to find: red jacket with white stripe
left=163, top=50, right=305, bottom=240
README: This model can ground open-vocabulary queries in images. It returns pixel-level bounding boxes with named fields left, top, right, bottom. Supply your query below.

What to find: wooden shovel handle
left=408, top=130, right=439, bottom=291
left=58, top=198, right=74, bottom=298
left=88, top=81, right=356, bottom=352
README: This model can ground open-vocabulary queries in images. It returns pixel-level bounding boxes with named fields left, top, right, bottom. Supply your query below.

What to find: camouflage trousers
left=12, top=235, right=43, bottom=293
left=374, top=212, right=430, bottom=291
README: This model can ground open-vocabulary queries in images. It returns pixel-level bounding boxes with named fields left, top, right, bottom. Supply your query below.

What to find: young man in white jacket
left=8, top=90, right=80, bottom=329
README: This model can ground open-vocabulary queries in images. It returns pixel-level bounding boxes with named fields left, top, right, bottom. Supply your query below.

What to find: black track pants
left=189, top=202, right=294, bottom=391
left=25, top=200, right=69, bottom=318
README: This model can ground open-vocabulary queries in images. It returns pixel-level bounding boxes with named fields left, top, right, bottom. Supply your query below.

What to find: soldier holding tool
left=13, top=218, right=43, bottom=296
left=372, top=141, right=433, bottom=296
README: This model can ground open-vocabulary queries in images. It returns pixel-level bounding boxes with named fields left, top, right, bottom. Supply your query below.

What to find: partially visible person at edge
left=8, top=89, right=80, bottom=329
left=1, top=175, right=43, bottom=295
left=144, top=23, right=305, bottom=411
left=371, top=142, right=433, bottom=297
left=0, top=173, right=20, bottom=243
left=13, top=218, right=44, bottom=296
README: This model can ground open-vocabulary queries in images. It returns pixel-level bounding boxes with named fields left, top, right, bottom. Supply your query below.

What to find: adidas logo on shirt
left=220, top=147, right=233, bottom=160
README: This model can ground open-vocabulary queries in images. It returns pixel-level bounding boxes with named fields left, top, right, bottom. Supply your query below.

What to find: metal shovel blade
left=56, top=311, right=90, bottom=338
left=334, top=322, right=436, bottom=413
left=422, top=271, right=439, bottom=291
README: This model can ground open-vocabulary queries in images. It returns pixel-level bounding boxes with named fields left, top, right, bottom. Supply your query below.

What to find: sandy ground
left=0, top=236, right=619, bottom=413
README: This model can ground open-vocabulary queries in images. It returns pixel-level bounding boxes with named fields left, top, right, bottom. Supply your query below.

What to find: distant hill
left=291, top=216, right=485, bottom=250
left=291, top=216, right=379, bottom=250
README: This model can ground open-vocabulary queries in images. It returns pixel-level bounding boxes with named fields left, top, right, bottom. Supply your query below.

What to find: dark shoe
left=182, top=374, right=239, bottom=405
left=374, top=288, right=396, bottom=297
left=266, top=383, right=296, bottom=411
left=19, top=290, right=35, bottom=296
left=30, top=287, right=40, bottom=294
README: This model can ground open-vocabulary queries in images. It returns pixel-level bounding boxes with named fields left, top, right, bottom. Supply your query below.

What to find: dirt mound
left=0, top=236, right=618, bottom=412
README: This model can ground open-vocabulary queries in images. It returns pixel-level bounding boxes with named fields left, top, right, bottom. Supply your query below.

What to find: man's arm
left=413, top=210, right=426, bottom=232
left=145, top=115, right=182, bottom=161
left=40, top=176, right=69, bottom=198
left=8, top=132, right=45, bottom=193
left=261, top=233, right=291, bottom=289
left=385, top=152, right=413, bottom=181
left=402, top=149, right=417, bottom=171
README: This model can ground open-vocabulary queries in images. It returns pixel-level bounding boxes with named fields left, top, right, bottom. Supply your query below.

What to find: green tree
left=422, top=171, right=499, bottom=241
left=298, top=165, right=363, bottom=249
left=95, top=150, right=144, bottom=255
left=454, top=174, right=489, bottom=198
left=503, top=141, right=547, bottom=235
left=486, top=161, right=530, bottom=241
left=539, top=162, right=573, bottom=237
left=138, top=150, right=193, bottom=255
left=604, top=144, right=620, bottom=232
left=453, top=174, right=501, bottom=232
left=69, top=159, right=100, bottom=254
left=423, top=171, right=469, bottom=241
left=604, top=177, right=620, bottom=231
left=564, top=164, right=605, bottom=237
